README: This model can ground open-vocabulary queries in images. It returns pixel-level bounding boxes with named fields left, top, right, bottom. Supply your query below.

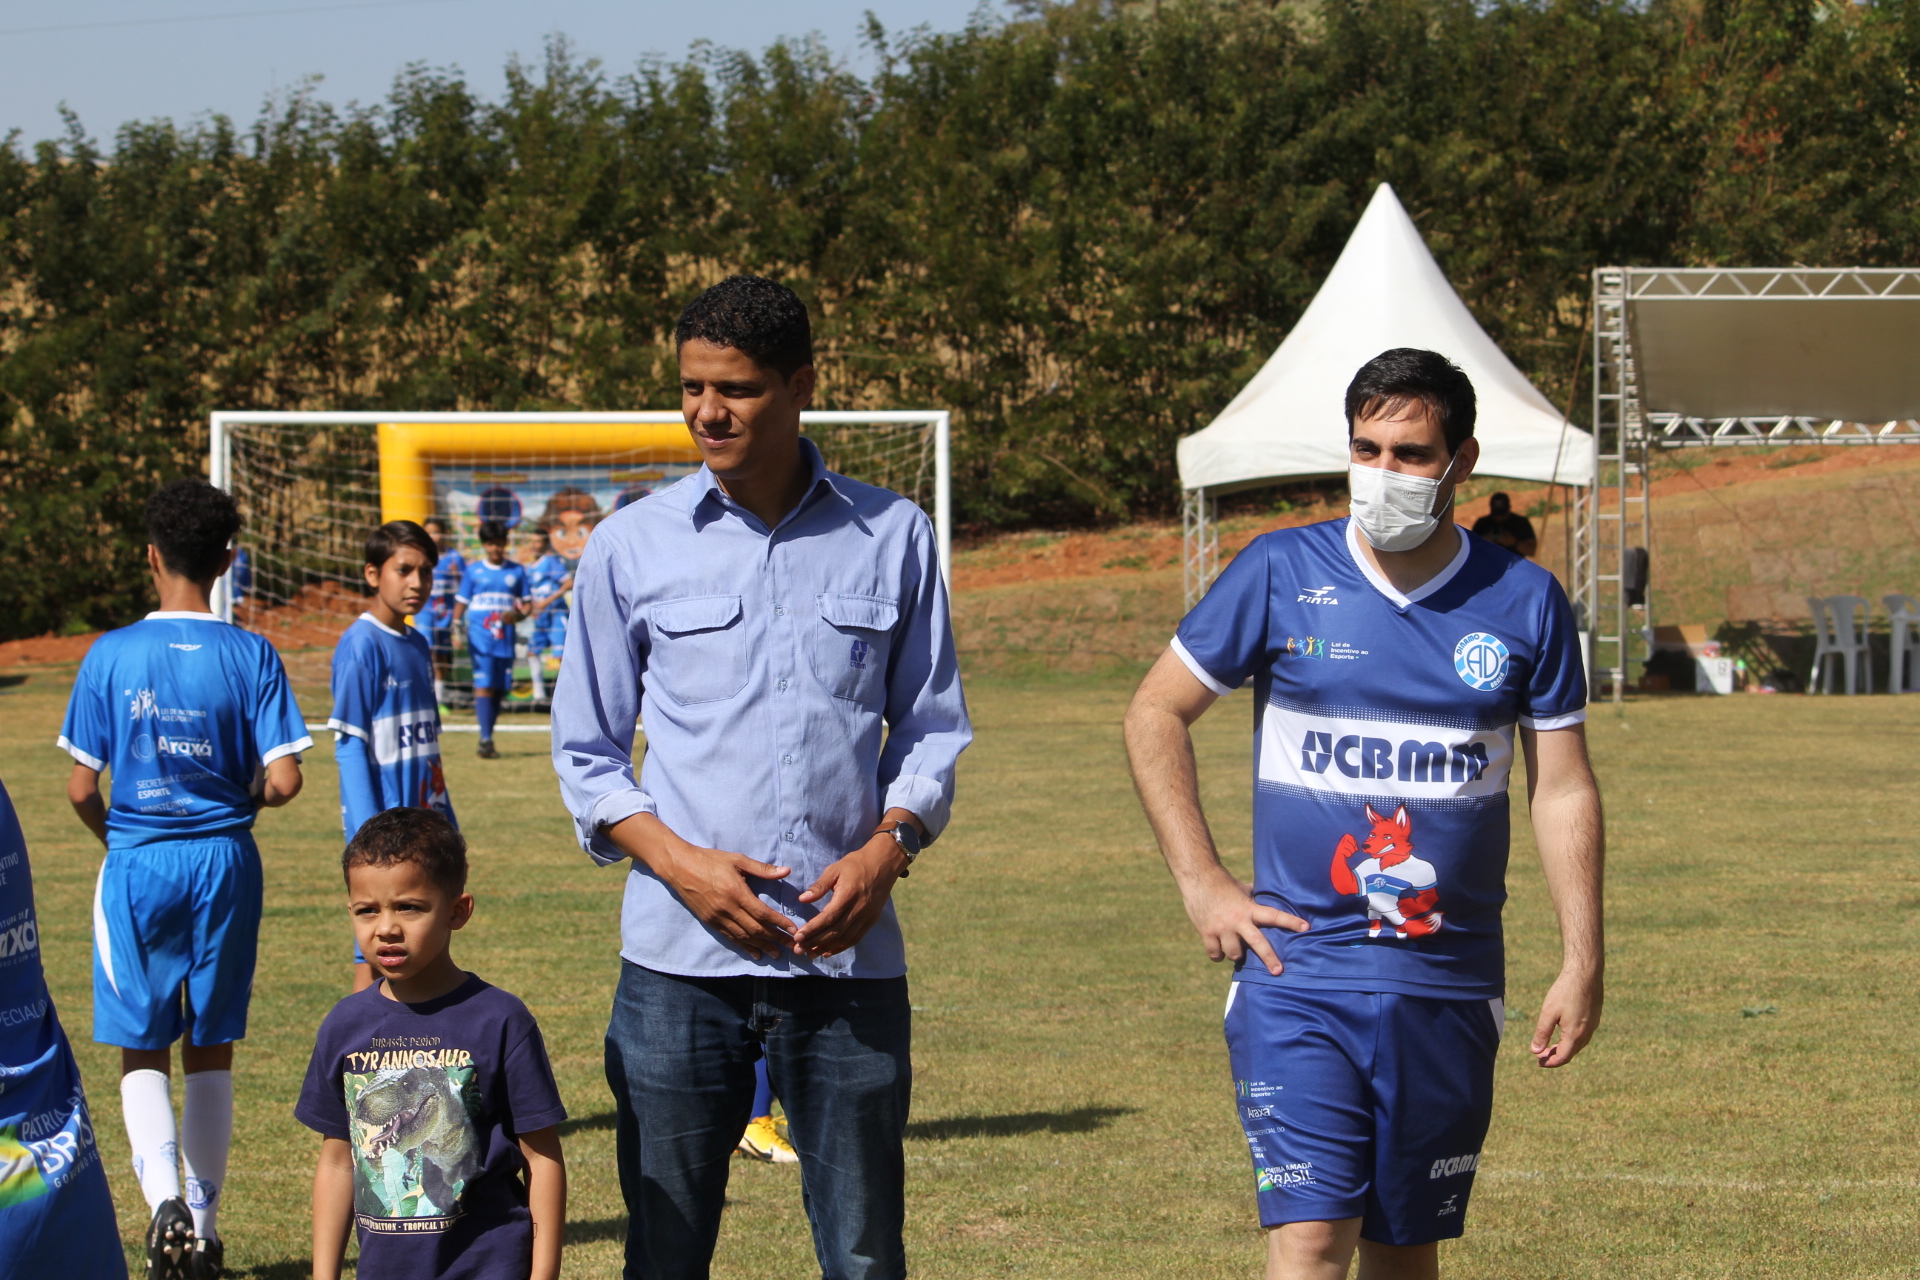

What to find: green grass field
left=5, top=664, right=1919, bottom=1278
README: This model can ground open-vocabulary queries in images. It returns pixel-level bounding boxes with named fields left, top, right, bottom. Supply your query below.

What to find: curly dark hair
left=674, top=275, right=814, bottom=378
left=343, top=806, right=468, bottom=897
left=476, top=519, right=510, bottom=546
left=1344, top=348, right=1478, bottom=454
left=146, top=479, right=242, bottom=584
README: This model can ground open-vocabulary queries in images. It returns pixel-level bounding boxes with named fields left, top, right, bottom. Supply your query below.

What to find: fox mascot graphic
left=1330, top=804, right=1443, bottom=939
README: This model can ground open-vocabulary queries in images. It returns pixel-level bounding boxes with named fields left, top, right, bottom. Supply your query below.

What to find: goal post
left=208, top=409, right=952, bottom=708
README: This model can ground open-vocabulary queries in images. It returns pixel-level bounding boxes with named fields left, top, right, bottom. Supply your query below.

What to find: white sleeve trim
left=262, top=735, right=315, bottom=765
left=56, top=736, right=105, bottom=771
left=1517, top=709, right=1587, bottom=731
left=1169, top=636, right=1236, bottom=698
left=326, top=718, right=369, bottom=742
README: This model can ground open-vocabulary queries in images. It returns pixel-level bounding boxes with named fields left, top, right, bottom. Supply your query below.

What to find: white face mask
left=1348, top=452, right=1459, bottom=553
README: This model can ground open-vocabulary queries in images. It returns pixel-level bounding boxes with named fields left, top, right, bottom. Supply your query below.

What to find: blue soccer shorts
left=1223, top=981, right=1502, bottom=1246
left=470, top=651, right=515, bottom=694
left=92, top=835, right=263, bottom=1049
left=532, top=613, right=566, bottom=657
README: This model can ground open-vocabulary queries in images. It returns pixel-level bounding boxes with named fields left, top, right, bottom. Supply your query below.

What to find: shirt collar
left=145, top=610, right=223, bottom=622
left=1344, top=516, right=1473, bottom=610
left=358, top=611, right=407, bottom=638
left=692, top=436, right=850, bottom=527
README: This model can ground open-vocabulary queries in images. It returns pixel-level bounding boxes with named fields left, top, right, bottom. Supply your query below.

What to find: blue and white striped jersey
left=327, top=614, right=455, bottom=839
left=1174, top=518, right=1586, bottom=999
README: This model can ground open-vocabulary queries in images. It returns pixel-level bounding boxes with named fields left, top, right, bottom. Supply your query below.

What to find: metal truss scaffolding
left=1575, top=266, right=1920, bottom=701
left=1580, top=269, right=1652, bottom=703
left=1183, top=486, right=1219, bottom=609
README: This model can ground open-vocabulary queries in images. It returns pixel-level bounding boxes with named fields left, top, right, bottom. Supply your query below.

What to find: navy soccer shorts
left=470, top=652, right=515, bottom=694
left=1223, top=982, right=1503, bottom=1245
left=93, top=835, right=263, bottom=1049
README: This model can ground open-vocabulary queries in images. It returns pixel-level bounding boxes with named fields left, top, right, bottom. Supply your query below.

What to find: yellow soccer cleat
left=737, top=1114, right=799, bottom=1164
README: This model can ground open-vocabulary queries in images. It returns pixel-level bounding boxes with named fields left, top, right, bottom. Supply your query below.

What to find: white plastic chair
left=1807, top=596, right=1871, bottom=695
left=1886, top=595, right=1920, bottom=693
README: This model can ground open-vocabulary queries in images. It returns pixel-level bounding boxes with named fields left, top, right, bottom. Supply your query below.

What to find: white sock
left=434, top=677, right=447, bottom=704
left=529, top=660, right=547, bottom=702
left=121, top=1069, right=181, bottom=1211
left=180, top=1070, right=233, bottom=1242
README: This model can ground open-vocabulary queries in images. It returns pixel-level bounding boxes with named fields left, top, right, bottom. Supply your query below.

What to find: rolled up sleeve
left=878, top=517, right=972, bottom=841
left=550, top=535, right=656, bottom=866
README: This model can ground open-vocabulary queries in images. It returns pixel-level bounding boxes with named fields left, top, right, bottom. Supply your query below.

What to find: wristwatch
left=877, top=820, right=923, bottom=872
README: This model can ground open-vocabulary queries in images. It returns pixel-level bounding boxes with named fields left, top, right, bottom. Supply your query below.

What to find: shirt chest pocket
left=647, top=595, right=748, bottom=705
left=810, top=593, right=899, bottom=706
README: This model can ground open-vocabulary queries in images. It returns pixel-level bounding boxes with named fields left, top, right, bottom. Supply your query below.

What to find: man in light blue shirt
left=552, top=276, right=970, bottom=1280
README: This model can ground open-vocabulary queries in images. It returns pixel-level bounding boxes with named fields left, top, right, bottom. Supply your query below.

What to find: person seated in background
left=1470, top=491, right=1537, bottom=558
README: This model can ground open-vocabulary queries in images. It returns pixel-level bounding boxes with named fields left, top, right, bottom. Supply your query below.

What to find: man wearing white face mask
left=1125, top=349, right=1604, bottom=1280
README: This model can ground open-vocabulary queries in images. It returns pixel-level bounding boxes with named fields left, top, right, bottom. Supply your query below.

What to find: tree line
left=2, top=0, right=1916, bottom=636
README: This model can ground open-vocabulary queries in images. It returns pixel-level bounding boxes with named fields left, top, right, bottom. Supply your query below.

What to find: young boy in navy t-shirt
left=299, top=807, right=566, bottom=1280
left=329, top=520, right=458, bottom=993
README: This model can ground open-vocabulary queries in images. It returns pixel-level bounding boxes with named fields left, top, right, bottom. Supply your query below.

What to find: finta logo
left=1299, top=732, right=1489, bottom=783
left=1296, top=585, right=1338, bottom=605
left=168, top=643, right=202, bottom=652
left=1283, top=636, right=1327, bottom=659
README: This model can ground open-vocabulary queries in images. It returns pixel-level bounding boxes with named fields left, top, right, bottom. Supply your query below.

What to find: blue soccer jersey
left=528, top=553, right=572, bottom=611
left=427, top=548, right=464, bottom=636
left=327, top=614, right=456, bottom=839
left=431, top=548, right=465, bottom=601
left=457, top=559, right=530, bottom=657
left=57, top=613, right=313, bottom=849
left=1174, top=519, right=1586, bottom=999
left=0, top=776, right=127, bottom=1277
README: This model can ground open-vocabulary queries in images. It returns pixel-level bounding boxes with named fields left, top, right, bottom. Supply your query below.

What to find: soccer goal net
left=208, top=411, right=951, bottom=716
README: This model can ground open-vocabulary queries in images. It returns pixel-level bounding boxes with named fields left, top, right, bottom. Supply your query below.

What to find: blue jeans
left=604, top=962, right=913, bottom=1280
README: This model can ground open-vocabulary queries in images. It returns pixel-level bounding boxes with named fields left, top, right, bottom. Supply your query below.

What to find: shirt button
left=777, top=678, right=788, bottom=691
left=783, top=832, right=796, bottom=842
left=774, top=606, right=786, bottom=616
left=782, top=754, right=794, bottom=765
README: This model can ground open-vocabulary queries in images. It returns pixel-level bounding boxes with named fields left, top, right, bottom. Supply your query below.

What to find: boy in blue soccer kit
left=1126, top=350, right=1604, bottom=1280
left=524, top=524, right=573, bottom=707
left=59, top=480, right=312, bottom=1280
left=453, top=520, right=529, bottom=758
left=330, top=521, right=458, bottom=992
left=422, top=517, right=464, bottom=707
left=0, top=772, right=128, bottom=1280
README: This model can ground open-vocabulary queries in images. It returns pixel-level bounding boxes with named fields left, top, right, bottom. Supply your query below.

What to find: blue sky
left=1, top=0, right=988, bottom=147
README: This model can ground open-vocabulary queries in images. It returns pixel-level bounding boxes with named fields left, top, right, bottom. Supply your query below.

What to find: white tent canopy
left=1177, top=183, right=1594, bottom=491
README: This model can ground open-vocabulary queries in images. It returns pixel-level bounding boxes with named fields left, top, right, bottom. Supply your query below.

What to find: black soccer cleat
left=476, top=738, right=499, bottom=759
left=188, top=1237, right=225, bottom=1280
left=146, top=1197, right=196, bottom=1280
